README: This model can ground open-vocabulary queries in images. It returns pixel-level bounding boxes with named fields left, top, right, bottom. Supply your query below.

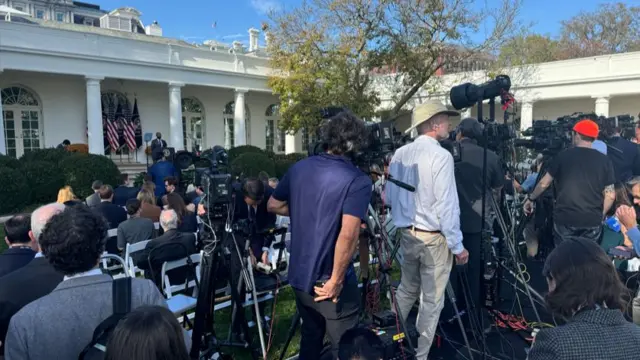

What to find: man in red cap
left=523, top=119, right=616, bottom=245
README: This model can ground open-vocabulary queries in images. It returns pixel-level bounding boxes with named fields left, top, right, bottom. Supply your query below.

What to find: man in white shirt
left=386, top=100, right=469, bottom=359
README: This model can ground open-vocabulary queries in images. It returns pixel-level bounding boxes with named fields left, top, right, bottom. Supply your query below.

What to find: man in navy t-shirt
left=268, top=111, right=372, bottom=360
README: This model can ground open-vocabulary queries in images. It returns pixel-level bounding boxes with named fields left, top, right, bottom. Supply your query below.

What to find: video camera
left=308, top=107, right=409, bottom=169
left=599, top=114, right=636, bottom=140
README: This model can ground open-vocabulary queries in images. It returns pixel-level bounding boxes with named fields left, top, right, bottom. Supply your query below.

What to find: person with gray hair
left=134, top=210, right=197, bottom=285
left=386, top=100, right=468, bottom=359
left=268, top=177, right=279, bottom=189
left=0, top=203, right=65, bottom=354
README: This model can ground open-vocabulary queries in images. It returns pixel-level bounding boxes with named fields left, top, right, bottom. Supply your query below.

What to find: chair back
left=161, top=252, right=202, bottom=299
left=124, top=239, right=151, bottom=277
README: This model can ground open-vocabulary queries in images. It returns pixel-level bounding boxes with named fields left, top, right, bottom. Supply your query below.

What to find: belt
left=403, top=226, right=441, bottom=234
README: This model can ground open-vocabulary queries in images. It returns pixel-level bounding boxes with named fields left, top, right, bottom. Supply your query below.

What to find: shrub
left=274, top=159, right=296, bottom=179
left=133, top=172, right=147, bottom=187
left=20, top=161, right=65, bottom=204
left=0, top=154, right=20, bottom=169
left=228, top=145, right=265, bottom=162
left=275, top=152, right=307, bottom=162
left=0, top=167, right=31, bottom=214
left=19, top=148, right=71, bottom=165
left=60, top=153, right=121, bottom=198
left=230, top=153, right=276, bottom=178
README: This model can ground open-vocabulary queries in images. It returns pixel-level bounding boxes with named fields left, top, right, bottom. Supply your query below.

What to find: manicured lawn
left=0, top=227, right=6, bottom=254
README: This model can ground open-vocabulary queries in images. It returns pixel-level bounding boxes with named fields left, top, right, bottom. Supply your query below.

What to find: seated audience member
left=167, top=192, right=198, bottom=233
left=0, top=214, right=36, bottom=277
left=85, top=180, right=103, bottom=207
left=117, top=199, right=155, bottom=251
left=268, top=177, right=279, bottom=189
left=0, top=204, right=65, bottom=355
left=338, top=328, right=384, bottom=360
left=165, top=176, right=191, bottom=205
left=56, top=185, right=77, bottom=204
left=135, top=210, right=197, bottom=286
left=600, top=185, right=635, bottom=259
left=92, top=184, right=128, bottom=229
left=113, top=173, right=140, bottom=206
left=105, top=305, right=190, bottom=360
left=137, top=189, right=162, bottom=223
left=527, top=239, right=640, bottom=360
left=3, top=206, right=176, bottom=360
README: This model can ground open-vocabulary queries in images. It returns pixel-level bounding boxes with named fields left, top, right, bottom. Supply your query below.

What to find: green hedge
left=0, top=154, right=20, bottom=169
left=21, top=161, right=65, bottom=204
left=19, top=148, right=71, bottom=165
left=0, top=167, right=31, bottom=214
left=230, top=153, right=276, bottom=178
left=60, top=153, right=121, bottom=199
left=228, top=145, right=265, bottom=162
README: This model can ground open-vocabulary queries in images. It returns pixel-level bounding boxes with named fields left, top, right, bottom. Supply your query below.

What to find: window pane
left=23, top=139, right=31, bottom=148
left=32, top=139, right=40, bottom=148
left=4, top=111, right=13, bottom=120
left=36, top=10, right=44, bottom=19
left=21, top=111, right=29, bottom=120
left=7, top=139, right=15, bottom=148
left=56, top=12, right=64, bottom=22
left=8, top=149, right=16, bottom=158
left=6, top=130, right=15, bottom=139
left=6, top=120, right=14, bottom=129
left=30, top=111, right=38, bottom=120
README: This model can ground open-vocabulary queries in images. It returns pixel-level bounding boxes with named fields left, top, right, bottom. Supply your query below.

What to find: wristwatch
left=527, top=195, right=536, bottom=202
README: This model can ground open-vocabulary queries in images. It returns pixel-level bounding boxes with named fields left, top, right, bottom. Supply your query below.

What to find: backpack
left=78, top=277, right=132, bottom=360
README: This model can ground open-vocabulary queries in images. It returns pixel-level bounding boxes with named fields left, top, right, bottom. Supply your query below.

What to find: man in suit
left=0, top=214, right=36, bottom=277
left=92, top=184, right=127, bottom=229
left=148, top=155, right=179, bottom=198
left=0, top=203, right=65, bottom=355
left=113, top=173, right=141, bottom=206
left=151, top=132, right=167, bottom=163
left=85, top=180, right=103, bottom=207
left=3, top=206, right=187, bottom=360
left=135, top=210, right=197, bottom=287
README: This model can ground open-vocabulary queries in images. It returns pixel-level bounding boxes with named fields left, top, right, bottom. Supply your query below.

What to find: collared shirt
left=63, top=268, right=103, bottom=281
left=386, top=135, right=463, bottom=254
left=273, top=153, right=371, bottom=293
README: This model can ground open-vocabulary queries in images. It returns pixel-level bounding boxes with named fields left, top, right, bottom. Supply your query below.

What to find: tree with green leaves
left=498, top=34, right=561, bottom=66
left=265, top=0, right=524, bottom=132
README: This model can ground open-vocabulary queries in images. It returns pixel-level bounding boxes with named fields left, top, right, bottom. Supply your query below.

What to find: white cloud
left=250, top=0, right=281, bottom=15
left=221, top=33, right=245, bottom=40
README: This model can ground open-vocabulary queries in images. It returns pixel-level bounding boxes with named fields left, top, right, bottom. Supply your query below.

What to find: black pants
left=294, top=280, right=360, bottom=360
left=452, top=232, right=483, bottom=326
left=553, top=223, right=602, bottom=246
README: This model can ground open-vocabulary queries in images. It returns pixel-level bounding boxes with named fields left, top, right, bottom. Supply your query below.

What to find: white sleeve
left=430, top=152, right=464, bottom=254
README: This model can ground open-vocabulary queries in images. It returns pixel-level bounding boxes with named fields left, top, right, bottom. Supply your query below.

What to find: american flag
left=122, top=99, right=136, bottom=151
left=106, top=96, right=119, bottom=153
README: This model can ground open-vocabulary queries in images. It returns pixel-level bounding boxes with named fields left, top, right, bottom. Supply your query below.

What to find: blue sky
left=92, top=0, right=626, bottom=45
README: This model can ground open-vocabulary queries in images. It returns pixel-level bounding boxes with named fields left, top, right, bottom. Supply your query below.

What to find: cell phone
left=608, top=247, right=634, bottom=259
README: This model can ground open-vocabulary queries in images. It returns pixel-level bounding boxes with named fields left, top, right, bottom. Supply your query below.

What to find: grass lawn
left=0, top=227, right=5, bottom=254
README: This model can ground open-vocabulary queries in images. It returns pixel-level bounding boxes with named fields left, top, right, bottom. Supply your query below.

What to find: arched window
left=265, top=104, right=284, bottom=152
left=1, top=86, right=42, bottom=158
left=223, top=101, right=251, bottom=149
left=101, top=91, right=132, bottom=155
left=182, top=97, right=205, bottom=152
left=301, top=127, right=316, bottom=152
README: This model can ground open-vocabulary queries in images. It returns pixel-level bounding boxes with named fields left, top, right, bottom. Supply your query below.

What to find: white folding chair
left=125, top=240, right=151, bottom=277
left=154, top=222, right=160, bottom=230
left=161, top=252, right=202, bottom=316
left=107, top=228, right=118, bottom=238
left=100, top=253, right=129, bottom=279
left=101, top=228, right=122, bottom=272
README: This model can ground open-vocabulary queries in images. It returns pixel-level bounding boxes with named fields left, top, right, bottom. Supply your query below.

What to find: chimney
left=248, top=28, right=260, bottom=52
left=232, top=41, right=244, bottom=53
left=145, top=21, right=163, bottom=36
left=264, top=31, right=272, bottom=48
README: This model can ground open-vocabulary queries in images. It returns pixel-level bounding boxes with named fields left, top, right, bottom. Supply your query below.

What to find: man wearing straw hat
left=386, top=100, right=469, bottom=359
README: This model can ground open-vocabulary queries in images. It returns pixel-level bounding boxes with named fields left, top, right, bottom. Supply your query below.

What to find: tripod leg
left=247, top=262, right=268, bottom=359
left=278, top=311, right=301, bottom=360
left=446, top=282, right=474, bottom=360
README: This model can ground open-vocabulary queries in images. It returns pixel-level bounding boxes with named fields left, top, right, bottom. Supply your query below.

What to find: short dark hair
left=39, top=206, right=108, bottom=275
left=338, top=328, right=384, bottom=360
left=62, top=139, right=71, bottom=145
left=98, top=185, right=114, bottom=199
left=91, top=180, right=103, bottom=190
left=121, top=173, right=129, bottom=184
left=164, top=176, right=178, bottom=187
left=258, top=171, right=270, bottom=184
left=576, top=132, right=595, bottom=142
left=319, top=111, right=368, bottom=155
left=242, top=177, right=265, bottom=202
left=543, top=239, right=628, bottom=319
left=126, top=199, right=142, bottom=216
left=105, top=305, right=189, bottom=360
left=4, top=214, right=31, bottom=245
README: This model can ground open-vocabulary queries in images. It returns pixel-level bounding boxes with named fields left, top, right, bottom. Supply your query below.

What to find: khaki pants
left=394, top=228, right=453, bottom=360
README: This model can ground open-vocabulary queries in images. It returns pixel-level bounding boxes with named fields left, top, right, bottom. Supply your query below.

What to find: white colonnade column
left=285, top=133, right=298, bottom=154
left=168, top=82, right=185, bottom=150
left=594, top=96, right=610, bottom=117
left=234, top=89, right=247, bottom=146
left=0, top=70, right=5, bottom=155
left=520, top=102, right=534, bottom=132
left=86, top=76, right=104, bottom=155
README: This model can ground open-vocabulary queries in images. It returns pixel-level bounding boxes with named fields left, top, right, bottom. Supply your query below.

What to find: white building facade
left=0, top=17, right=308, bottom=169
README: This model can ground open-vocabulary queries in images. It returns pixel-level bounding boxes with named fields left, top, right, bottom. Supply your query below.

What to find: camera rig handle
left=371, top=170, right=415, bottom=192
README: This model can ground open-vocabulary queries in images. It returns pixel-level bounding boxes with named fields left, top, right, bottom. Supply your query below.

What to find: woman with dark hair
left=166, top=192, right=198, bottom=233
left=105, top=305, right=189, bottom=360
left=528, top=239, right=640, bottom=360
